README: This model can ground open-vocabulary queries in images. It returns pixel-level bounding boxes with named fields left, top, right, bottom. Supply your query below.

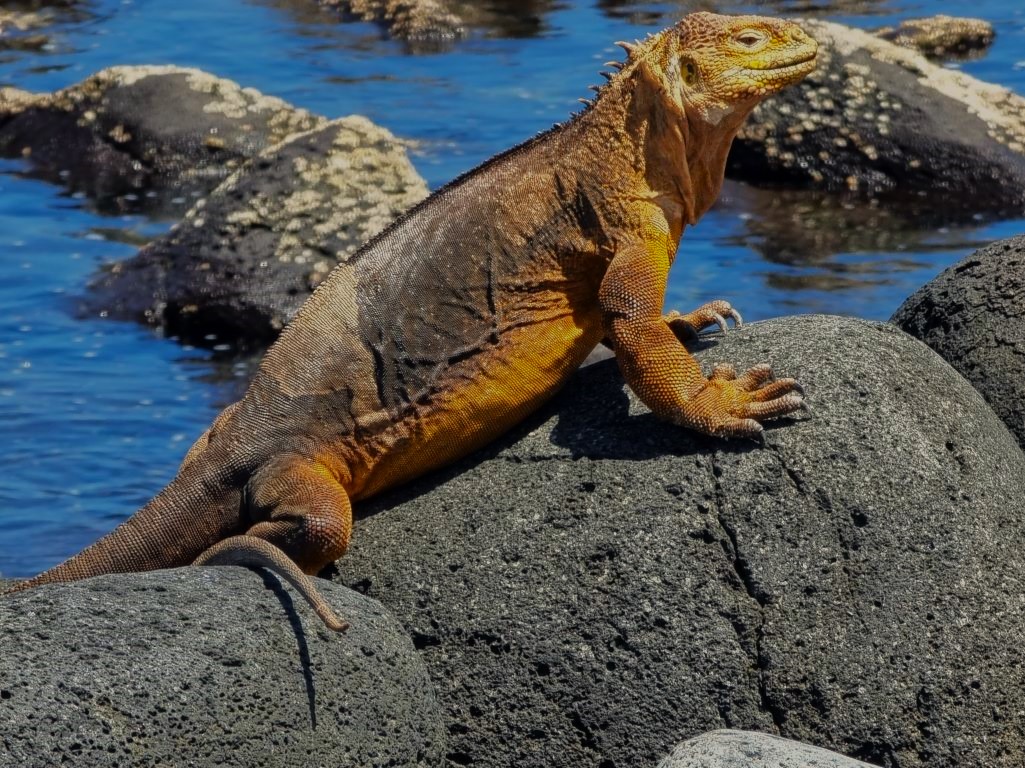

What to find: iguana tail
left=4, top=452, right=349, bottom=632
left=5, top=452, right=244, bottom=593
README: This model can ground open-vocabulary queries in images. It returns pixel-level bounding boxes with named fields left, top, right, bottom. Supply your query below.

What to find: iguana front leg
left=599, top=237, right=804, bottom=440
left=664, top=299, right=743, bottom=343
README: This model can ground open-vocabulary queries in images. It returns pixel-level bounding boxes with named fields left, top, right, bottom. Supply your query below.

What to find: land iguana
left=4, top=13, right=818, bottom=630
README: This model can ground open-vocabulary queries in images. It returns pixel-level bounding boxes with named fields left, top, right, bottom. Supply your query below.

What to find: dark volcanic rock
left=658, top=730, right=876, bottom=767
left=0, top=66, right=325, bottom=213
left=85, top=116, right=428, bottom=349
left=0, top=568, right=445, bottom=768
left=729, top=19, right=1025, bottom=219
left=332, top=314, right=1025, bottom=768
left=892, top=234, right=1025, bottom=449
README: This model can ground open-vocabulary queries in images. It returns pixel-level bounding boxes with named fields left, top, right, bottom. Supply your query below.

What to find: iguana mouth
left=741, top=53, right=817, bottom=85
left=748, top=51, right=818, bottom=72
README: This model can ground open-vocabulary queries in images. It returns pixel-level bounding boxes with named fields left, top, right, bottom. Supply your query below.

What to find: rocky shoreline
left=4, top=12, right=1025, bottom=768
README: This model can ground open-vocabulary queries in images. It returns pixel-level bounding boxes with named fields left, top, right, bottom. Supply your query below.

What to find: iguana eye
left=735, top=30, right=764, bottom=47
left=681, top=60, right=699, bottom=86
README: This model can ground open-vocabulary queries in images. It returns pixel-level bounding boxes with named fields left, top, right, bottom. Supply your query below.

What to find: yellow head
left=633, top=12, right=818, bottom=127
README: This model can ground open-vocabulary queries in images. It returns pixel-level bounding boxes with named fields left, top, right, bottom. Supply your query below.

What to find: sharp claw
left=751, top=423, right=767, bottom=446
left=728, top=308, right=743, bottom=328
left=712, top=313, right=728, bottom=333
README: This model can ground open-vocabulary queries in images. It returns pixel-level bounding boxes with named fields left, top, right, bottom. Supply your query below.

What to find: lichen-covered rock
left=0, top=66, right=325, bottom=212
left=873, top=15, right=995, bottom=61
left=318, top=0, right=465, bottom=45
left=0, top=568, right=445, bottom=768
left=729, top=19, right=1025, bottom=218
left=313, top=0, right=561, bottom=47
left=873, top=14, right=992, bottom=61
left=657, top=730, right=877, bottom=767
left=0, top=8, right=55, bottom=53
left=85, top=116, right=428, bottom=349
left=892, top=234, right=1025, bottom=448
left=331, top=314, right=1025, bottom=768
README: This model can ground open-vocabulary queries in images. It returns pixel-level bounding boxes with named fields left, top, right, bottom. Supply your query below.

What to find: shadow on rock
left=0, top=568, right=446, bottom=768
left=333, top=314, right=1025, bottom=768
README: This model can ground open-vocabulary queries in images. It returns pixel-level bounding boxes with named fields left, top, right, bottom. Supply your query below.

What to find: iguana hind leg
left=243, top=454, right=353, bottom=573
left=194, top=454, right=353, bottom=631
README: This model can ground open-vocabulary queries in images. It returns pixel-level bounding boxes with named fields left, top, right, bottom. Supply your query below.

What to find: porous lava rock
left=892, top=234, right=1025, bottom=448
left=85, top=116, right=428, bottom=349
left=332, top=314, right=1025, bottom=768
left=0, top=568, right=445, bottom=768
left=657, top=730, right=877, bottom=767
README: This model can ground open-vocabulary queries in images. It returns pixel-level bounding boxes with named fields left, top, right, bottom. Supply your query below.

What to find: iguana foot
left=665, top=300, right=743, bottom=343
left=682, top=363, right=805, bottom=440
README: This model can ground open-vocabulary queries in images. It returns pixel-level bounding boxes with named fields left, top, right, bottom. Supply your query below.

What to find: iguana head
left=634, top=12, right=818, bottom=128
left=595, top=13, right=817, bottom=223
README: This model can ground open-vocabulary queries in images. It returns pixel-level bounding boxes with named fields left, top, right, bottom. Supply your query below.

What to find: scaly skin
left=4, top=13, right=817, bottom=629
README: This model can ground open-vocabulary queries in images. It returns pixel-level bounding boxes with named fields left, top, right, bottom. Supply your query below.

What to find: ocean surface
left=1, top=0, right=1023, bottom=577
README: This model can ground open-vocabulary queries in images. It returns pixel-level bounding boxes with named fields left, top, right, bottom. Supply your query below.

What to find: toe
left=750, top=378, right=803, bottom=402
left=742, top=393, right=805, bottom=420
left=736, top=363, right=773, bottom=391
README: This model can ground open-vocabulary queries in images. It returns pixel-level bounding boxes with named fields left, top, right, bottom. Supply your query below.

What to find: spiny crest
left=576, top=30, right=662, bottom=112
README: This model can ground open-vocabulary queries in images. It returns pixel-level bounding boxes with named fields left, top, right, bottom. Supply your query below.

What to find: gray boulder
left=0, top=568, right=445, bottom=768
left=84, top=115, right=428, bottom=349
left=728, top=19, right=1025, bottom=218
left=331, top=314, right=1025, bottom=768
left=0, top=66, right=325, bottom=213
left=658, top=730, right=876, bottom=767
left=892, top=234, right=1025, bottom=448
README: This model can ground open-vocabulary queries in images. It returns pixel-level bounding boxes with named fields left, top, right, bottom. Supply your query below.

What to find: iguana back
left=8, top=12, right=817, bottom=629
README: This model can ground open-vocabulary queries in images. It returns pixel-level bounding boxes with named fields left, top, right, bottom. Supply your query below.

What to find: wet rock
left=313, top=0, right=562, bottom=46
left=658, top=730, right=877, bottom=767
left=729, top=19, right=1025, bottom=219
left=873, top=15, right=995, bottom=61
left=0, top=66, right=325, bottom=213
left=318, top=0, right=465, bottom=46
left=0, top=8, right=52, bottom=52
left=85, top=116, right=428, bottom=350
left=0, top=568, right=446, bottom=768
left=332, top=314, right=1025, bottom=768
left=892, top=234, right=1025, bottom=449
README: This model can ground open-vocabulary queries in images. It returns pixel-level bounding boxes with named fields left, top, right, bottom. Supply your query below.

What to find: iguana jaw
left=727, top=58, right=816, bottom=98
left=740, top=49, right=818, bottom=86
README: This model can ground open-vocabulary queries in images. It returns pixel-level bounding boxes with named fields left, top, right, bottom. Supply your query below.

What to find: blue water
left=2, top=0, right=1024, bottom=577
